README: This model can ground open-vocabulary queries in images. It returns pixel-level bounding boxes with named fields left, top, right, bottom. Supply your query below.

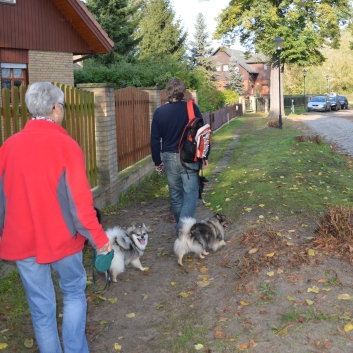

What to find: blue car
left=338, top=95, right=349, bottom=109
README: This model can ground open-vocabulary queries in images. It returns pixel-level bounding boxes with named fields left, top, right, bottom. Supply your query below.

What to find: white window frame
left=223, top=65, right=229, bottom=72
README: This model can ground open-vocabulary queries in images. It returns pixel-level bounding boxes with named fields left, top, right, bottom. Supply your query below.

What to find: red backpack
left=178, top=100, right=211, bottom=169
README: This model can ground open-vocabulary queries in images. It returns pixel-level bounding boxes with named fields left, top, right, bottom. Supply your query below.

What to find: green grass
left=203, top=114, right=353, bottom=222
left=285, top=106, right=307, bottom=116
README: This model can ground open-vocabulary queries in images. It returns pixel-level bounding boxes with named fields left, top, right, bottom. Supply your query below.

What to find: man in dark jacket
left=150, top=78, right=208, bottom=233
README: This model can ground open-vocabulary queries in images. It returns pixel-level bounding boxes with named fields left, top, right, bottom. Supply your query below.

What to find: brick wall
left=28, top=50, right=74, bottom=86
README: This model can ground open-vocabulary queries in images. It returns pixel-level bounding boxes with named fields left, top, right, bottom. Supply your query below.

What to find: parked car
left=338, top=95, right=349, bottom=109
left=307, top=96, right=331, bottom=112
left=329, top=96, right=341, bottom=110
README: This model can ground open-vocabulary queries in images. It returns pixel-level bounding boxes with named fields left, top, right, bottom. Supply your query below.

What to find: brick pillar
left=139, top=87, right=160, bottom=128
left=77, top=83, right=118, bottom=206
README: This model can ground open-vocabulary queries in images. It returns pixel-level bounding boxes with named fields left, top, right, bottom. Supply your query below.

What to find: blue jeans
left=16, top=252, right=89, bottom=353
left=162, top=152, right=200, bottom=232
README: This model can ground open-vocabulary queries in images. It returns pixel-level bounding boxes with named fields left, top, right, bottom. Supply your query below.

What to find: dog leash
left=92, top=248, right=114, bottom=291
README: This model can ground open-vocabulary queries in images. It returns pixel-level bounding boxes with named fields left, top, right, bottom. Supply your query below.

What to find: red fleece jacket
left=0, top=120, right=108, bottom=263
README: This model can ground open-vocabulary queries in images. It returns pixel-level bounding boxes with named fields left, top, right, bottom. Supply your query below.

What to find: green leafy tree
left=189, top=13, right=217, bottom=79
left=227, top=55, right=244, bottom=95
left=85, top=0, right=141, bottom=64
left=215, top=0, right=353, bottom=119
left=138, top=0, right=187, bottom=60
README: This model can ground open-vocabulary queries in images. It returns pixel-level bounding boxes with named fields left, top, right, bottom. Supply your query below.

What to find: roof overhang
left=52, top=0, right=114, bottom=54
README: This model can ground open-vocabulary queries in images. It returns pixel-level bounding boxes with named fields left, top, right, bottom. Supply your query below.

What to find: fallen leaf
left=267, top=271, right=274, bottom=277
left=200, top=267, right=208, bottom=272
left=142, top=294, right=148, bottom=300
left=0, top=330, right=8, bottom=334
left=266, top=252, right=275, bottom=257
left=114, top=343, right=122, bottom=351
left=240, top=301, right=249, bottom=306
left=100, top=320, right=108, bottom=325
left=288, top=230, right=296, bottom=233
left=287, top=296, right=295, bottom=301
left=170, top=282, right=176, bottom=286
left=197, top=281, right=210, bottom=287
left=248, top=248, right=258, bottom=254
left=215, top=331, right=226, bottom=339
left=227, top=338, right=237, bottom=342
left=194, top=343, right=204, bottom=350
left=306, top=299, right=314, bottom=306
left=24, top=338, right=34, bottom=348
left=338, top=294, right=352, bottom=300
left=308, top=249, right=315, bottom=256
left=237, top=342, right=250, bottom=350
left=317, top=278, right=326, bottom=283
left=245, top=208, right=252, bottom=212
left=277, top=268, right=284, bottom=274
left=97, top=295, right=107, bottom=301
left=259, top=204, right=265, bottom=207
left=344, top=323, right=353, bottom=332
left=307, top=286, right=319, bottom=293
left=126, top=313, right=135, bottom=318
left=277, top=327, right=288, bottom=336
left=179, top=292, right=189, bottom=297
left=0, top=343, right=8, bottom=349
left=108, top=297, right=118, bottom=304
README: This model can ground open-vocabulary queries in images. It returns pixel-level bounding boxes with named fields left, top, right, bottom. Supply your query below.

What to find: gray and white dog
left=105, top=224, right=149, bottom=282
left=174, top=213, right=227, bottom=266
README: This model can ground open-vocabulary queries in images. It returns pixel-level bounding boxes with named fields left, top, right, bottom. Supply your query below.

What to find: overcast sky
left=170, top=0, right=245, bottom=51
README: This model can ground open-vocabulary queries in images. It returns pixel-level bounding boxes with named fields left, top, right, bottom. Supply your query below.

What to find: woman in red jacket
left=0, top=82, right=111, bottom=353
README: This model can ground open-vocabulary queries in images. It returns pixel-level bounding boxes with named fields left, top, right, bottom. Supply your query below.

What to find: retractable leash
left=92, top=249, right=114, bottom=291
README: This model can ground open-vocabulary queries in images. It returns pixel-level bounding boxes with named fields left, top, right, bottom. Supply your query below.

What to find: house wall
left=28, top=51, right=74, bottom=86
left=248, top=63, right=270, bottom=97
left=212, top=50, right=270, bottom=97
left=0, top=0, right=94, bottom=54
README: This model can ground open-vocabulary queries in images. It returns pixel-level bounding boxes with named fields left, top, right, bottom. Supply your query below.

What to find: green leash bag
left=92, top=249, right=114, bottom=291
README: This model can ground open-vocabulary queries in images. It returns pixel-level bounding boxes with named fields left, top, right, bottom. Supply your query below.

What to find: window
left=0, top=0, right=16, bottom=3
left=264, top=64, right=268, bottom=70
left=1, top=63, right=27, bottom=89
left=223, top=65, right=229, bottom=71
left=216, top=65, right=221, bottom=72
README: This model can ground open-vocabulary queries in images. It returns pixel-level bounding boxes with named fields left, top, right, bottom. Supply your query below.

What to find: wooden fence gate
left=115, top=87, right=150, bottom=171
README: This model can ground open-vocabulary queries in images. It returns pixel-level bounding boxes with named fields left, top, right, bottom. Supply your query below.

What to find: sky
left=170, top=0, right=245, bottom=51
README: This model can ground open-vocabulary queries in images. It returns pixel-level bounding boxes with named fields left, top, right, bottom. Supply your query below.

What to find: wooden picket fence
left=115, top=87, right=150, bottom=172
left=0, top=84, right=98, bottom=188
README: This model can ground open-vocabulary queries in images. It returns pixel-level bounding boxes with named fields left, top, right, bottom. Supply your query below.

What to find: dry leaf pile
left=314, top=205, right=353, bottom=261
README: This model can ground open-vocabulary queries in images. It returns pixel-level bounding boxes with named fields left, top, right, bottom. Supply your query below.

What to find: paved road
left=293, top=109, right=353, bottom=157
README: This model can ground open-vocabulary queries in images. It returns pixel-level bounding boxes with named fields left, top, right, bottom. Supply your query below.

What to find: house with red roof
left=0, top=0, right=114, bottom=89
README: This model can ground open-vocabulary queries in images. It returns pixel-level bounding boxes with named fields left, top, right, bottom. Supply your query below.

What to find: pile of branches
left=314, top=206, right=353, bottom=260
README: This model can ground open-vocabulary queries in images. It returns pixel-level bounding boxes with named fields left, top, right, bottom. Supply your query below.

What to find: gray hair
left=25, top=82, right=64, bottom=117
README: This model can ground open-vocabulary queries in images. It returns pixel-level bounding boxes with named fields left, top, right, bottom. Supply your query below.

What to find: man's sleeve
left=150, top=113, right=162, bottom=166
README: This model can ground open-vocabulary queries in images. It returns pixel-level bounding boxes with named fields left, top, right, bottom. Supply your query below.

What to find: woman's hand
left=97, top=240, right=112, bottom=253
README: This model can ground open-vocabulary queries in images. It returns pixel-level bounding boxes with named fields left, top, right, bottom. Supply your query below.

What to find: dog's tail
left=178, top=217, right=197, bottom=238
left=105, top=227, right=130, bottom=249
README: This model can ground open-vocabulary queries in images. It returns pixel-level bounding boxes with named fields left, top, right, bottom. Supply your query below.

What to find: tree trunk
left=268, top=61, right=285, bottom=120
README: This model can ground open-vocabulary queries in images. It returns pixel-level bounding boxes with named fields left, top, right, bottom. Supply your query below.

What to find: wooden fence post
left=139, top=87, right=160, bottom=129
left=77, top=83, right=118, bottom=208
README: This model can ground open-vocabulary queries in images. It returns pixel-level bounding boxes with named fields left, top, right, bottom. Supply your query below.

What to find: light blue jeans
left=16, top=252, right=89, bottom=353
left=162, top=152, right=200, bottom=232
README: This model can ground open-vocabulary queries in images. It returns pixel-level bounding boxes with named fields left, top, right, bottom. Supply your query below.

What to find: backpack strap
left=187, top=100, right=196, bottom=120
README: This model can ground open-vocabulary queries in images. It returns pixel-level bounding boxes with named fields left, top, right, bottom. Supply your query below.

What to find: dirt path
left=86, top=114, right=353, bottom=353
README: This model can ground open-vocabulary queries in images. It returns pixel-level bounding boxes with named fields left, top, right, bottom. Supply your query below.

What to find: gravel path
left=291, top=110, right=353, bottom=156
